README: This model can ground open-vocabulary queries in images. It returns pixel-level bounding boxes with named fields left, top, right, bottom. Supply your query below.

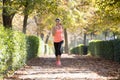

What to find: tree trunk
left=23, top=14, right=28, bottom=34
left=64, top=28, right=69, bottom=54
left=113, top=32, right=116, bottom=40
left=44, top=31, right=51, bottom=54
left=103, top=31, right=108, bottom=40
left=83, top=33, right=87, bottom=46
left=105, top=32, right=107, bottom=40
left=90, top=33, right=93, bottom=40
left=2, top=0, right=15, bottom=29
left=23, top=1, right=29, bottom=34
left=40, top=33, right=44, bottom=40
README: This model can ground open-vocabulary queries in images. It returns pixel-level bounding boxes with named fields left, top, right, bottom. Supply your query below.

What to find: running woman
left=52, top=18, right=64, bottom=66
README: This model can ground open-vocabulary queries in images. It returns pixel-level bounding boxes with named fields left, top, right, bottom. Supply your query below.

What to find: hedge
left=26, top=36, right=53, bottom=59
left=0, top=26, right=45, bottom=78
left=0, top=26, right=27, bottom=77
left=89, top=40, right=120, bottom=62
left=70, top=46, right=79, bottom=54
left=111, top=39, right=120, bottom=62
left=0, top=25, right=55, bottom=79
left=26, top=36, right=39, bottom=60
left=70, top=44, right=88, bottom=55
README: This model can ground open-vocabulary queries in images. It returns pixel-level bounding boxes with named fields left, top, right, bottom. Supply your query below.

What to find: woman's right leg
left=54, top=42, right=61, bottom=66
left=56, top=41, right=63, bottom=66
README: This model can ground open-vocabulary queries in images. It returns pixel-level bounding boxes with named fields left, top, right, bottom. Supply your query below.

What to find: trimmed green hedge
left=11, top=31, right=27, bottom=70
left=0, top=26, right=45, bottom=78
left=0, top=26, right=27, bottom=77
left=89, top=40, right=120, bottom=62
left=0, top=25, right=54, bottom=78
left=26, top=36, right=39, bottom=60
left=70, top=44, right=88, bottom=55
left=112, top=39, right=120, bottom=62
left=70, top=46, right=79, bottom=54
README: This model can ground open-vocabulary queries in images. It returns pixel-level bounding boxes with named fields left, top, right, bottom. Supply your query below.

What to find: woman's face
left=56, top=20, right=60, bottom=24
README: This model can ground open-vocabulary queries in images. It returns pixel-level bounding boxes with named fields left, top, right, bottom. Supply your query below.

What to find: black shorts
left=54, top=41, right=63, bottom=56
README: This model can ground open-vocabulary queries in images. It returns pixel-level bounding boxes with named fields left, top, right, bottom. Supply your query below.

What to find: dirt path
left=5, top=54, right=120, bottom=80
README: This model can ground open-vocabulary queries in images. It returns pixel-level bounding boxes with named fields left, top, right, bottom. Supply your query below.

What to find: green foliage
left=2, top=0, right=21, bottom=16
left=36, top=0, right=58, bottom=15
left=112, top=39, right=120, bottom=62
left=70, top=44, right=88, bottom=55
left=0, top=26, right=27, bottom=76
left=89, top=41, right=96, bottom=56
left=80, top=45, right=88, bottom=55
left=95, top=41, right=114, bottom=60
left=88, top=40, right=101, bottom=56
left=0, top=25, right=45, bottom=77
left=11, top=31, right=27, bottom=70
left=89, top=40, right=114, bottom=59
left=0, top=26, right=10, bottom=75
left=26, top=35, right=39, bottom=60
left=95, top=0, right=120, bottom=35
left=89, top=39, right=120, bottom=62
left=78, top=44, right=84, bottom=55
left=70, top=46, right=79, bottom=54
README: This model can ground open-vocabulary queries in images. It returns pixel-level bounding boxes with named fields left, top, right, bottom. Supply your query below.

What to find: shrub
left=0, top=25, right=54, bottom=78
left=11, top=31, right=27, bottom=70
left=95, top=41, right=114, bottom=60
left=70, top=44, right=88, bottom=55
left=0, top=26, right=27, bottom=77
left=26, top=35, right=39, bottom=60
left=78, top=44, right=88, bottom=55
left=0, top=25, right=53, bottom=78
left=89, top=40, right=101, bottom=56
left=88, top=39, right=120, bottom=62
left=0, top=27, right=11, bottom=76
left=112, top=39, right=120, bottom=62
left=70, top=46, right=79, bottom=54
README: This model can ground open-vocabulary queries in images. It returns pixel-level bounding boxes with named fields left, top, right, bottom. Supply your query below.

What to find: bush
left=0, top=26, right=27, bottom=77
left=11, top=31, right=27, bottom=70
left=70, top=44, right=88, bottom=55
left=0, top=25, right=53, bottom=79
left=89, top=39, right=120, bottom=62
left=89, top=40, right=101, bottom=56
left=0, top=25, right=53, bottom=78
left=70, top=46, right=79, bottom=54
left=78, top=44, right=88, bottom=55
left=26, top=35, right=39, bottom=60
left=112, top=39, right=120, bottom=62
left=95, top=41, right=114, bottom=60
left=0, top=27, right=10, bottom=76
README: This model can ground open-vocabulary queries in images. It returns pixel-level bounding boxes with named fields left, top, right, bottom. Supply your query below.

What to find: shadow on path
left=5, top=54, right=120, bottom=80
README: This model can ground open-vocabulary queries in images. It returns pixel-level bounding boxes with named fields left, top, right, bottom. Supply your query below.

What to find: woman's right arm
left=52, top=27, right=55, bottom=36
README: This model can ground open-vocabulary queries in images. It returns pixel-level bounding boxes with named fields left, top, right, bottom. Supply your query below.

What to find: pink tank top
left=53, top=26, right=64, bottom=42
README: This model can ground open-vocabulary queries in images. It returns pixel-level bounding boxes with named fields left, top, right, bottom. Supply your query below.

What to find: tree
left=95, top=0, right=120, bottom=35
left=22, top=0, right=57, bottom=34
left=2, top=0, right=21, bottom=28
left=22, top=0, right=36, bottom=34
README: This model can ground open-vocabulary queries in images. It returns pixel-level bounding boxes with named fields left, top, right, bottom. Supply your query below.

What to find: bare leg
left=56, top=55, right=61, bottom=66
left=56, top=55, right=60, bottom=60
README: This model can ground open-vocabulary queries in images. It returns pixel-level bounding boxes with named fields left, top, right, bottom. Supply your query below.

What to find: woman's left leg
left=57, top=41, right=63, bottom=65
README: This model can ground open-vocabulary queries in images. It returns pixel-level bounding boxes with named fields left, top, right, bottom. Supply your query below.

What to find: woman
left=52, top=18, right=64, bottom=66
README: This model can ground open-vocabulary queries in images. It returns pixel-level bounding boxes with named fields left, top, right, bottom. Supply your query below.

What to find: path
left=5, top=54, right=120, bottom=80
